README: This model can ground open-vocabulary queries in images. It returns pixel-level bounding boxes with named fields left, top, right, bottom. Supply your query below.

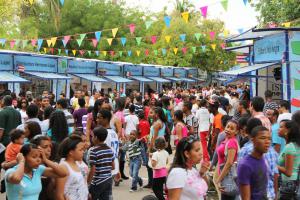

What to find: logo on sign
left=98, top=68, right=107, bottom=76
left=126, top=72, right=131, bottom=77
left=17, top=64, right=25, bottom=72
left=174, top=73, right=180, bottom=78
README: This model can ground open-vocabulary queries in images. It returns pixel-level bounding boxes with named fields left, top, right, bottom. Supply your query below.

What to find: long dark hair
left=58, top=135, right=83, bottom=159
left=283, top=120, right=300, bottom=146
left=174, top=110, right=184, bottom=123
left=49, top=110, right=68, bottom=142
left=115, top=97, right=126, bottom=112
left=93, top=99, right=104, bottom=123
left=25, top=121, right=42, bottom=140
left=152, top=107, right=167, bottom=123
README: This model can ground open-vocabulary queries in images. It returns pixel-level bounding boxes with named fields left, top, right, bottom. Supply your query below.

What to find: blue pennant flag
left=162, top=48, right=167, bottom=56
left=127, top=50, right=132, bottom=57
left=95, top=31, right=102, bottom=42
left=238, top=28, right=244, bottom=34
left=37, top=39, right=43, bottom=50
left=121, top=37, right=127, bottom=46
left=0, top=39, right=6, bottom=46
left=201, top=45, right=206, bottom=52
left=180, top=34, right=186, bottom=42
left=95, top=51, right=99, bottom=56
left=60, top=0, right=64, bottom=6
left=243, top=0, right=247, bottom=6
left=65, top=49, right=69, bottom=55
left=164, top=16, right=171, bottom=27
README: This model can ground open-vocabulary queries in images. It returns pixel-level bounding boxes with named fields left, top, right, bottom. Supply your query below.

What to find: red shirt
left=138, top=119, right=150, bottom=140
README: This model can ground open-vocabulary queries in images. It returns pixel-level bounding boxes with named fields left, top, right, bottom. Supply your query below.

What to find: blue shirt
left=5, top=165, right=46, bottom=200
left=238, top=141, right=279, bottom=199
left=271, top=123, right=286, bottom=153
left=47, top=127, right=73, bottom=142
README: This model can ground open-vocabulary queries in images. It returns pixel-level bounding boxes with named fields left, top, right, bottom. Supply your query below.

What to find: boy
left=122, top=130, right=143, bottom=192
left=237, top=126, right=271, bottom=200
left=124, top=104, right=139, bottom=136
left=88, top=126, right=115, bottom=200
left=5, top=129, right=25, bottom=162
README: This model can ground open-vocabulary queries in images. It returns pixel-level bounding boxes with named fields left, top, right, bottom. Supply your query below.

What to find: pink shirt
left=173, top=123, right=188, bottom=146
left=115, top=111, right=125, bottom=124
left=254, top=112, right=272, bottom=132
left=216, top=137, right=239, bottom=165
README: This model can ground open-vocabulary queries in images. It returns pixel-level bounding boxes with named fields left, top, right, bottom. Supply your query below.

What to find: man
left=277, top=100, right=292, bottom=123
left=266, top=109, right=285, bottom=153
left=183, top=101, right=198, bottom=137
left=16, top=104, right=42, bottom=131
left=228, top=92, right=239, bottom=116
left=37, top=95, right=50, bottom=121
left=73, top=98, right=87, bottom=130
left=263, top=90, right=278, bottom=114
left=250, top=96, right=272, bottom=131
left=218, top=89, right=230, bottom=113
left=134, top=95, right=144, bottom=115
left=56, top=98, right=75, bottom=129
left=89, top=90, right=100, bottom=107
left=189, top=95, right=199, bottom=115
left=208, top=101, right=223, bottom=156
left=0, top=95, right=21, bottom=146
left=70, top=90, right=80, bottom=110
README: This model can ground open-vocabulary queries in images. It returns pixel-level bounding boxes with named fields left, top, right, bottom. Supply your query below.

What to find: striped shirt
left=263, top=101, right=279, bottom=114
left=63, top=109, right=75, bottom=128
left=122, top=140, right=142, bottom=158
left=89, top=144, right=115, bottom=185
left=82, top=114, right=88, bottom=133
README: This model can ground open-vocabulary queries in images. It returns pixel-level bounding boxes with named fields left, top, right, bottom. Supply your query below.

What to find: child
left=124, top=104, right=139, bottom=136
left=122, top=130, right=143, bottom=192
left=5, top=129, right=25, bottom=162
left=150, top=137, right=169, bottom=200
left=237, top=126, right=270, bottom=200
left=87, top=126, right=115, bottom=199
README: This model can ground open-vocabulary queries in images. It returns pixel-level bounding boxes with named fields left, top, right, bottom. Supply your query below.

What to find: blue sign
left=0, top=54, right=13, bottom=70
left=289, top=32, right=300, bottom=62
left=161, top=68, right=173, bottom=77
left=124, top=64, right=142, bottom=76
left=187, top=68, right=198, bottom=77
left=143, top=66, right=159, bottom=77
left=14, top=55, right=57, bottom=72
left=58, top=58, right=68, bottom=73
left=174, top=68, right=186, bottom=78
left=68, top=60, right=96, bottom=74
left=254, top=33, right=285, bottom=63
left=97, top=62, right=121, bottom=76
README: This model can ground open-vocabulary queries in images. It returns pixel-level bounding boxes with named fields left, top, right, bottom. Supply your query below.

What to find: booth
left=172, top=67, right=195, bottom=89
left=142, top=64, right=170, bottom=93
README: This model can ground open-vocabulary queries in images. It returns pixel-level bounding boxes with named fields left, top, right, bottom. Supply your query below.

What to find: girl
left=148, top=107, right=166, bottom=151
left=56, top=135, right=89, bottom=200
left=172, top=110, right=188, bottom=146
left=17, top=98, right=28, bottom=124
left=150, top=137, right=169, bottom=200
left=47, top=110, right=72, bottom=143
left=278, top=120, right=300, bottom=199
left=86, top=99, right=103, bottom=143
left=5, top=143, right=67, bottom=199
left=166, top=136, right=210, bottom=200
left=24, top=121, right=42, bottom=143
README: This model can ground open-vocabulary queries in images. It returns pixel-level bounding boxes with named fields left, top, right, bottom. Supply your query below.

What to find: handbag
left=279, top=164, right=300, bottom=199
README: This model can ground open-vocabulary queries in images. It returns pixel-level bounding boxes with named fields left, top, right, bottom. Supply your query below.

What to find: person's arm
left=42, top=153, right=68, bottom=178
left=86, top=115, right=92, bottom=143
left=175, top=124, right=183, bottom=141
left=114, top=117, right=123, bottom=140
left=274, top=173, right=279, bottom=200
left=6, top=154, right=25, bottom=184
left=239, top=184, right=251, bottom=200
left=55, top=165, right=68, bottom=200
left=168, top=188, right=183, bottom=200
left=217, top=148, right=237, bottom=183
left=1, top=160, right=18, bottom=170
left=278, top=154, right=294, bottom=177
left=111, top=160, right=115, bottom=170
left=150, top=122, right=161, bottom=150
left=87, top=165, right=95, bottom=185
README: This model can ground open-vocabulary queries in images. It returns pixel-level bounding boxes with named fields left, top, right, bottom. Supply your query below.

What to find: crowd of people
left=0, top=84, right=299, bottom=200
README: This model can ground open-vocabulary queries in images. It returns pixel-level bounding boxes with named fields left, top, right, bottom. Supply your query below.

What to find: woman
left=18, top=98, right=28, bottom=124
left=172, top=110, right=188, bottom=146
left=47, top=110, right=71, bottom=143
left=41, top=106, right=55, bottom=135
left=5, top=143, right=67, bottom=200
left=167, top=136, right=210, bottom=200
left=86, top=99, right=103, bottom=142
left=25, top=121, right=42, bottom=143
left=216, top=120, right=239, bottom=200
left=278, top=120, right=300, bottom=199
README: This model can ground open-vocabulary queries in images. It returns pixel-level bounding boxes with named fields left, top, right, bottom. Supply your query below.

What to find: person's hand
left=200, top=161, right=210, bottom=176
left=38, top=148, right=48, bottom=163
left=16, top=153, right=25, bottom=164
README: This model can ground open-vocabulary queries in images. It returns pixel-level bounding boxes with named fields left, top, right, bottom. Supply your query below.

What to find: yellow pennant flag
left=181, top=12, right=189, bottom=23
left=29, top=0, right=34, bottom=5
left=136, top=50, right=141, bottom=57
left=282, top=22, right=291, bottom=28
left=43, top=48, right=47, bottom=53
left=102, top=51, right=107, bottom=56
left=112, top=28, right=118, bottom=38
left=46, top=40, right=52, bottom=47
left=211, top=44, right=217, bottom=51
left=107, top=38, right=113, bottom=46
left=173, top=48, right=178, bottom=55
left=72, top=50, right=77, bottom=56
left=50, top=37, right=57, bottom=47
left=223, top=30, right=229, bottom=37
left=165, top=36, right=171, bottom=43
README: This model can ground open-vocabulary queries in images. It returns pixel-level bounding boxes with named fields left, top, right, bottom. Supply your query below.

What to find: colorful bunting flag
left=102, top=51, right=107, bottom=56
left=192, top=46, right=196, bottom=53
left=22, top=40, right=28, bottom=48
left=119, top=51, right=123, bottom=57
left=221, top=0, right=228, bottom=11
left=151, top=36, right=157, bottom=44
left=211, top=44, right=216, bottom=51
left=63, top=35, right=70, bottom=47
left=112, top=28, right=118, bottom=38
left=194, top=33, right=201, bottom=41
left=127, top=50, right=132, bottom=57
left=182, top=47, right=187, bottom=54
left=221, top=43, right=226, bottom=49
left=95, top=31, right=102, bottom=42
left=181, top=12, right=189, bottom=23
left=50, top=48, right=54, bottom=54
left=107, top=38, right=113, bottom=46
left=200, top=6, right=208, bottom=18
left=0, top=39, right=6, bottom=47
left=162, top=48, right=167, bottom=56
left=110, top=51, right=115, bottom=57
left=223, top=30, right=229, bottom=37
left=282, top=22, right=291, bottom=28
left=145, top=21, right=153, bottom=29
left=37, top=39, right=43, bottom=50
left=243, top=0, right=247, bottom=6
left=72, top=50, right=77, bottom=56
left=59, top=0, right=64, bottom=6
left=121, top=37, right=127, bottom=46
left=79, top=50, right=85, bottom=56
left=31, top=39, right=37, bottom=47
left=15, top=39, right=20, bottom=47
left=65, top=49, right=69, bottom=55
left=29, top=0, right=34, bottom=5
left=88, top=50, right=91, bottom=56
left=50, top=37, right=57, bottom=47
left=136, top=50, right=141, bottom=57
left=95, top=51, right=99, bottom=56
left=201, top=45, right=206, bottom=52
left=46, top=39, right=52, bottom=47
left=154, top=50, right=158, bottom=56
left=10, top=40, right=15, bottom=49
left=165, top=36, right=171, bottom=43
left=209, top=31, right=216, bottom=40
left=145, top=49, right=149, bottom=56
left=129, top=24, right=136, bottom=35
left=77, top=34, right=86, bottom=47
left=136, top=37, right=142, bottom=46
left=58, top=49, right=61, bottom=55
left=164, top=16, right=171, bottom=27
left=43, top=48, right=47, bottom=53
left=92, top=39, right=98, bottom=48
left=180, top=34, right=186, bottom=42
left=173, top=48, right=178, bottom=55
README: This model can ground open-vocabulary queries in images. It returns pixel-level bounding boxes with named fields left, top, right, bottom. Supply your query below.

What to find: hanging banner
left=0, top=54, right=13, bottom=70
left=68, top=60, right=96, bottom=74
left=174, top=68, right=186, bottom=78
left=124, top=64, right=142, bottom=76
left=14, top=55, right=57, bottom=72
left=97, top=62, right=121, bottom=76
left=289, top=32, right=300, bottom=62
left=161, top=67, right=173, bottom=77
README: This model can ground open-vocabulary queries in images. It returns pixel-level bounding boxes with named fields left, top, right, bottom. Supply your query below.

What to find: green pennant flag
left=15, top=39, right=20, bottom=47
left=194, top=33, right=201, bottom=41
left=58, top=49, right=61, bottom=55
left=88, top=50, right=91, bottom=56
left=136, top=37, right=142, bottom=46
left=221, top=0, right=229, bottom=11
left=294, top=79, right=300, bottom=90
left=77, top=33, right=86, bottom=47
left=192, top=46, right=196, bottom=53
left=154, top=50, right=158, bottom=56
left=119, top=51, right=123, bottom=57
left=22, top=40, right=28, bottom=48
left=145, top=21, right=153, bottom=29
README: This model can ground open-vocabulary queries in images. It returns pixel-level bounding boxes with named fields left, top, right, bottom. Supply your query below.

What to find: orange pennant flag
left=112, top=28, right=118, bottom=38
left=107, top=38, right=113, bottom=46
left=181, top=12, right=189, bottom=23
left=72, top=50, right=77, bottom=56
left=173, top=48, right=178, bottom=55
left=165, top=36, right=171, bottom=43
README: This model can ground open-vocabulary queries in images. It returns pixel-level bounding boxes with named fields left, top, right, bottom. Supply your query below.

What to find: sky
left=123, top=0, right=258, bottom=34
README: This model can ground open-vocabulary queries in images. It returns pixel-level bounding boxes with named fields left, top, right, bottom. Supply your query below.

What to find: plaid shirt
left=254, top=112, right=272, bottom=132
left=238, top=141, right=279, bottom=199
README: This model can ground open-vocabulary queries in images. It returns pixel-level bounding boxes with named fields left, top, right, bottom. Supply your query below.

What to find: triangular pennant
left=211, top=44, right=217, bottom=51
left=22, top=40, right=28, bottom=48
left=136, top=50, right=141, bottom=57
left=50, top=37, right=57, bottom=47
left=165, top=35, right=171, bottom=43
left=127, top=50, right=132, bottom=57
left=58, top=49, right=61, bottom=55
left=15, top=39, right=20, bottom=47
left=129, top=24, right=135, bottom=35
left=221, top=43, right=226, bottom=49
left=88, top=50, right=91, bottom=56
left=46, top=39, right=52, bottom=47
left=180, top=34, right=186, bottom=42
left=200, top=6, right=208, bottom=18
left=63, top=35, right=70, bottom=47
left=72, top=50, right=77, bottom=56
left=201, top=45, right=206, bottom=52
left=181, top=12, right=189, bottom=23
left=95, top=31, right=102, bottom=42
left=80, top=33, right=86, bottom=40
left=136, top=37, right=142, bottom=46
left=29, top=0, right=34, bottom=5
left=223, top=30, right=229, bottom=37
left=10, top=40, right=15, bottom=49
left=107, top=38, right=113, bottom=46
left=194, top=33, right=201, bottom=41
left=221, top=0, right=228, bottom=11
left=50, top=48, right=54, bottom=54
left=65, top=49, right=69, bottom=55
left=209, top=31, right=216, bottom=40
left=95, top=51, right=99, bottom=56
left=121, top=37, right=127, bottom=46
left=0, top=39, right=6, bottom=47
left=110, top=51, right=115, bottom=57
left=164, top=16, right=171, bottom=27
left=243, top=0, right=247, bottom=6
left=151, top=36, right=157, bottom=44
left=145, top=49, right=149, bottom=56
left=59, top=0, right=64, bottom=6
left=102, top=51, right=107, bottom=56
left=77, top=34, right=86, bottom=47
left=154, top=50, right=158, bottom=56
left=112, top=28, right=118, bottom=38
left=145, top=21, right=153, bottom=29
left=119, top=51, right=123, bottom=57
left=192, top=46, right=196, bottom=53
left=182, top=47, right=187, bottom=54
left=79, top=50, right=85, bottom=56
left=92, top=39, right=98, bottom=48
left=173, top=48, right=178, bottom=55
left=37, top=39, right=43, bottom=50
left=162, top=48, right=167, bottom=56
left=43, top=48, right=47, bottom=53
left=31, top=39, right=37, bottom=47
left=282, top=22, right=291, bottom=28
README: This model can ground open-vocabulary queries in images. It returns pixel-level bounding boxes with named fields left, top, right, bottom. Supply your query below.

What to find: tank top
left=173, top=123, right=188, bottom=145
left=150, top=120, right=166, bottom=139
left=60, top=160, right=89, bottom=200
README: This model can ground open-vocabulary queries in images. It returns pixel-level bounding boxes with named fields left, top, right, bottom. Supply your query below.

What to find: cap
left=26, top=91, right=32, bottom=95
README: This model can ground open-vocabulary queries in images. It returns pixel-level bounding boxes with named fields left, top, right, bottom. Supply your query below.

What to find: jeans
left=140, top=141, right=148, bottom=166
left=221, top=194, right=236, bottom=200
left=152, top=177, right=166, bottom=200
left=89, top=177, right=113, bottom=200
left=129, top=156, right=142, bottom=189
left=200, top=131, right=210, bottom=161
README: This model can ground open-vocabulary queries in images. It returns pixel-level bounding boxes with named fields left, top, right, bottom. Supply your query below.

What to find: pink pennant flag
left=92, top=38, right=98, bottom=48
left=209, top=31, right=216, bottom=40
left=221, top=43, right=226, bottom=49
left=63, top=35, right=71, bottom=47
left=31, top=39, right=37, bottom=46
left=50, top=48, right=54, bottom=54
left=10, top=40, right=15, bottom=49
left=182, top=47, right=187, bottom=54
left=79, top=50, right=85, bottom=56
left=145, top=49, right=149, bottom=56
left=129, top=24, right=136, bottom=35
left=200, top=6, right=208, bottom=18
left=151, top=36, right=157, bottom=44
left=110, top=51, right=115, bottom=57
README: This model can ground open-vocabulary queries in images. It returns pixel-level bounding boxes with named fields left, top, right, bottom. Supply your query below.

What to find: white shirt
left=89, top=96, right=95, bottom=107
left=151, top=150, right=169, bottom=169
left=277, top=113, right=292, bottom=123
left=167, top=167, right=208, bottom=200
left=40, top=119, right=49, bottom=135
left=192, top=104, right=199, bottom=116
left=19, top=109, right=28, bottom=124
left=125, top=114, right=139, bottom=135
left=196, top=107, right=210, bottom=132
left=16, top=118, right=42, bottom=131
left=218, top=107, right=227, bottom=115
left=105, top=128, right=119, bottom=175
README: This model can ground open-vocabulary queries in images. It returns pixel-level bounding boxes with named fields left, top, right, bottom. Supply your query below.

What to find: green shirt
left=279, top=142, right=300, bottom=181
left=0, top=107, right=21, bottom=146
